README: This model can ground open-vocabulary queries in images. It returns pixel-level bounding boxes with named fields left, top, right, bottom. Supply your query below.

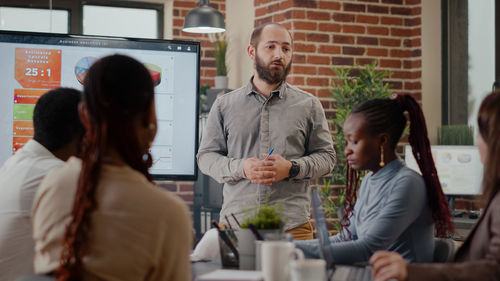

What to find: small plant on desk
left=240, top=201, right=284, bottom=230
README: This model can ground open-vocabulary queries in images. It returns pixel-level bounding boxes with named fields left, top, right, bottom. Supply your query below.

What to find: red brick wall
left=172, top=0, right=226, bottom=87
left=253, top=0, right=422, bottom=124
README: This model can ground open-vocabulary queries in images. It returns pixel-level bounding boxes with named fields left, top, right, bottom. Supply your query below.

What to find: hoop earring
left=379, top=145, right=385, bottom=167
left=142, top=151, right=153, bottom=168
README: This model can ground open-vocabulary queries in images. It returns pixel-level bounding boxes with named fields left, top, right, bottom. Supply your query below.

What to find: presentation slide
left=0, top=32, right=199, bottom=179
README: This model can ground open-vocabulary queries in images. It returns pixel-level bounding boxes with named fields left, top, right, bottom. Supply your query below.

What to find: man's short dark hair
left=33, top=88, right=84, bottom=152
left=250, top=22, right=293, bottom=47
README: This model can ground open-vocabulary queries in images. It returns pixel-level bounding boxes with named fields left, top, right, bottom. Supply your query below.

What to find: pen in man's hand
left=264, top=148, right=274, bottom=161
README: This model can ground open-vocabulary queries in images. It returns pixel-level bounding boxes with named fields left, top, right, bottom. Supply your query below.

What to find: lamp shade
left=183, top=0, right=225, bottom=34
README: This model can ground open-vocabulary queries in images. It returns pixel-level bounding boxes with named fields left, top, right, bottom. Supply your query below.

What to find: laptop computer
left=310, top=189, right=373, bottom=281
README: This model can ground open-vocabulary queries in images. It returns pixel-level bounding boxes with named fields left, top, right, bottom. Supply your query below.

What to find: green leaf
left=328, top=61, right=391, bottom=186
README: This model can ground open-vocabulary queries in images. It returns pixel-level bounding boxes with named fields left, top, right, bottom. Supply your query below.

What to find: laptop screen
left=311, top=189, right=335, bottom=267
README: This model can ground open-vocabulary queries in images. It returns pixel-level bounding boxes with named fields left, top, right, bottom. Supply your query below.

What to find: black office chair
left=433, top=238, right=459, bottom=262
left=15, top=275, right=54, bottom=281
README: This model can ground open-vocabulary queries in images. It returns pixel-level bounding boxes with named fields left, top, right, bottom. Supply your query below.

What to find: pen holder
left=218, top=229, right=239, bottom=268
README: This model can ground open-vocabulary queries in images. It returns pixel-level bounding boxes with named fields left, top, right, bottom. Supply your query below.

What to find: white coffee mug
left=255, top=240, right=264, bottom=271
left=290, top=259, right=326, bottom=281
left=261, top=241, right=304, bottom=281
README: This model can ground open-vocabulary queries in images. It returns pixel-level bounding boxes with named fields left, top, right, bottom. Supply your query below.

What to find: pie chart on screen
left=74, top=56, right=98, bottom=84
left=144, top=63, right=162, bottom=86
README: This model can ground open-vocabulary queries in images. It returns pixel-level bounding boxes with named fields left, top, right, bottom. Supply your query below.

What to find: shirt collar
left=22, top=139, right=59, bottom=160
left=369, top=158, right=404, bottom=181
left=245, top=76, right=286, bottom=99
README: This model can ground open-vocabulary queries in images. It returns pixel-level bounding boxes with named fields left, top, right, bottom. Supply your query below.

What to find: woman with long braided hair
left=296, top=93, right=453, bottom=266
left=371, top=91, right=500, bottom=281
left=31, top=55, right=192, bottom=281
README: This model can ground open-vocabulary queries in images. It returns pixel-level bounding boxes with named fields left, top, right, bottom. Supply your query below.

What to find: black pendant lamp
left=182, top=0, right=226, bottom=34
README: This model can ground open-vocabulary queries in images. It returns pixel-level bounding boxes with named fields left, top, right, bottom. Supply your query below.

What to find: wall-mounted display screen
left=0, top=31, right=200, bottom=180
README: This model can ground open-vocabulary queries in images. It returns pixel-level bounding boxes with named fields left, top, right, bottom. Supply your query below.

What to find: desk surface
left=452, top=216, right=478, bottom=241
left=453, top=216, right=478, bottom=228
left=192, top=260, right=221, bottom=280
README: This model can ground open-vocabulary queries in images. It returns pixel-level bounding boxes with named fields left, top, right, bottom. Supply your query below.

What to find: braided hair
left=56, top=55, right=155, bottom=280
left=341, top=94, right=454, bottom=238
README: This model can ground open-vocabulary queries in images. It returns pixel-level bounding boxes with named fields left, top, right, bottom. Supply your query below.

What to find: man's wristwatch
left=288, top=160, right=300, bottom=179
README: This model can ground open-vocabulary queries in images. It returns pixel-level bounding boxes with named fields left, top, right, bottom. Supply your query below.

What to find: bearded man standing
left=197, top=23, right=336, bottom=239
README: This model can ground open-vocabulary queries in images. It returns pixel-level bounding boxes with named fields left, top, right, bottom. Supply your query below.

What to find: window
left=0, top=7, right=69, bottom=33
left=0, top=0, right=163, bottom=38
left=442, top=0, right=496, bottom=126
left=83, top=5, right=158, bottom=39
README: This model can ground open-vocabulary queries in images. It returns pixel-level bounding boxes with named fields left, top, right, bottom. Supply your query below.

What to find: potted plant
left=318, top=179, right=345, bottom=233
left=438, top=125, right=474, bottom=145
left=321, top=62, right=392, bottom=230
left=212, top=32, right=228, bottom=89
left=236, top=199, right=284, bottom=270
left=240, top=203, right=284, bottom=231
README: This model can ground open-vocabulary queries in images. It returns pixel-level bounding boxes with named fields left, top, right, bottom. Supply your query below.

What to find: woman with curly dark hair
left=371, top=91, right=500, bottom=281
left=296, top=93, right=453, bottom=265
left=32, top=55, right=192, bottom=281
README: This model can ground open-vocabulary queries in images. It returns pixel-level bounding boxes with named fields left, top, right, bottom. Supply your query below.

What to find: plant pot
left=214, top=75, right=228, bottom=89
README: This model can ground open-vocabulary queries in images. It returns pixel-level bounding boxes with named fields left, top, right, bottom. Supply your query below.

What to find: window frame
left=441, top=0, right=499, bottom=125
left=0, top=0, right=164, bottom=38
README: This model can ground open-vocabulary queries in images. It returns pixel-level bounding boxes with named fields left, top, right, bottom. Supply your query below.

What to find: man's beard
left=255, top=52, right=292, bottom=85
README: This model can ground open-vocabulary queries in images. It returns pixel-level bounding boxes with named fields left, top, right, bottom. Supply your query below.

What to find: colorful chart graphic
left=13, top=121, right=34, bottom=137
left=441, top=152, right=452, bottom=163
left=14, top=89, right=46, bottom=104
left=74, top=56, right=98, bottom=84
left=12, top=89, right=46, bottom=153
left=144, top=63, right=162, bottom=86
left=13, top=137, right=31, bottom=152
left=457, top=153, right=472, bottom=163
left=15, top=48, right=62, bottom=89
left=13, top=104, right=35, bottom=120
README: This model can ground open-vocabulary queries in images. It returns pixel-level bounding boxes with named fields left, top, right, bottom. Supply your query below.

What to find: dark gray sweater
left=296, top=159, right=435, bottom=264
